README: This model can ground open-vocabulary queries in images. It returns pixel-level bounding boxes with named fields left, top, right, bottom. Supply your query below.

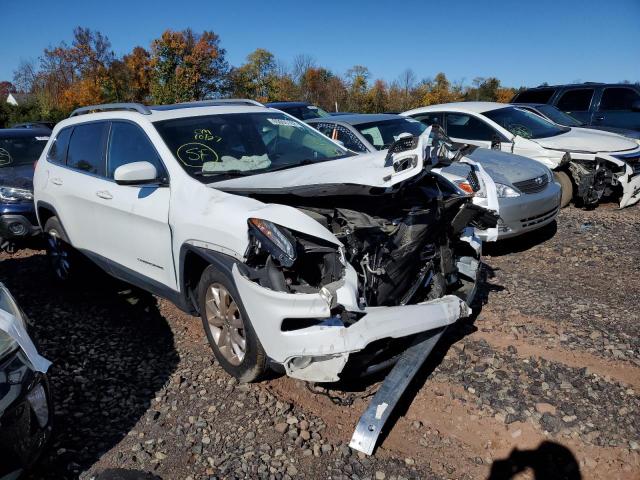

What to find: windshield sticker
left=0, top=148, right=12, bottom=166
left=35, top=136, right=50, bottom=141
left=176, top=142, right=219, bottom=167
left=202, top=154, right=271, bottom=175
left=267, top=118, right=304, bottom=129
left=193, top=129, right=221, bottom=142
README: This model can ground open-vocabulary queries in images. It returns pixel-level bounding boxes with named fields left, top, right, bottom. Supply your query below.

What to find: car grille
left=466, top=170, right=480, bottom=192
left=513, top=174, right=549, bottom=194
left=520, top=207, right=558, bottom=228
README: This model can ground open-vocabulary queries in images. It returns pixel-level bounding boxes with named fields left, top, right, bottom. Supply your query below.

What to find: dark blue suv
left=0, top=128, right=50, bottom=251
left=511, top=83, right=640, bottom=133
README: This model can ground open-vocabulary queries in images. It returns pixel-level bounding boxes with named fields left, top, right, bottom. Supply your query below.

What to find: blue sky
left=1, top=0, right=638, bottom=88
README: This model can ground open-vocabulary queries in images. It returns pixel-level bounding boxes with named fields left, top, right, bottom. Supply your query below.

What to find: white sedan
left=402, top=102, right=640, bottom=208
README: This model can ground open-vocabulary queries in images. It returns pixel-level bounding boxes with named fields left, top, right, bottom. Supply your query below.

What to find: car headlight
left=0, top=329, right=18, bottom=359
left=0, top=186, right=34, bottom=203
left=248, top=218, right=297, bottom=267
left=495, top=183, right=521, bottom=198
left=453, top=180, right=475, bottom=196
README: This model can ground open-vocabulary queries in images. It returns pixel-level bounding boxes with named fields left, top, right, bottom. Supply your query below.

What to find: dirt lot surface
left=2, top=204, right=638, bottom=480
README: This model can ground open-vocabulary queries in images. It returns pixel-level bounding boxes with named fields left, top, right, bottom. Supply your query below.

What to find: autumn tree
left=345, top=65, right=370, bottom=112
left=150, top=29, right=229, bottom=104
left=230, top=49, right=278, bottom=102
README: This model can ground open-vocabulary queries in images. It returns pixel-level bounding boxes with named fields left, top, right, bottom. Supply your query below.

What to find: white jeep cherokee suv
left=33, top=100, right=499, bottom=383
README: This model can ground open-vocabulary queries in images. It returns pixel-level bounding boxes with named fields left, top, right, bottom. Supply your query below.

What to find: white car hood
left=532, top=127, right=638, bottom=153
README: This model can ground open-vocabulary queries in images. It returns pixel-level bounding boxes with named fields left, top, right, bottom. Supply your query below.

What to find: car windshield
left=355, top=118, right=427, bottom=150
left=535, top=105, right=583, bottom=127
left=301, top=105, right=331, bottom=119
left=484, top=107, right=569, bottom=139
left=154, top=112, right=351, bottom=181
left=0, top=134, right=49, bottom=168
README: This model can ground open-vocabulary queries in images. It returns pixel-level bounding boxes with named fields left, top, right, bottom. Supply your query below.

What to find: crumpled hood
left=531, top=127, right=638, bottom=153
left=0, top=163, right=34, bottom=190
left=210, top=151, right=416, bottom=190
left=465, top=148, right=549, bottom=185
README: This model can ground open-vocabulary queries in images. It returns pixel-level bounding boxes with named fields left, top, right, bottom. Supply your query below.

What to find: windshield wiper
left=200, top=169, right=253, bottom=179
left=268, top=159, right=317, bottom=172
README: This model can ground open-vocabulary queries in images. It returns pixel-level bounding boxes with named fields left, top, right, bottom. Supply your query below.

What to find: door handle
left=51, top=177, right=63, bottom=186
left=595, top=115, right=605, bottom=121
left=96, top=190, right=113, bottom=200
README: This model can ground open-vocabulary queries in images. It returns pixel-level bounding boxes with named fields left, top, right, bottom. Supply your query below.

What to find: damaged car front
left=163, top=113, right=500, bottom=383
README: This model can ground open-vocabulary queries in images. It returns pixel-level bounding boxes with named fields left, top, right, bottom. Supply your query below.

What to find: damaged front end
left=552, top=150, right=640, bottom=208
left=233, top=133, right=499, bottom=383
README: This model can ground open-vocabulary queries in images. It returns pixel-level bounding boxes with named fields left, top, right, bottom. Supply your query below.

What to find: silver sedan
left=307, top=114, right=561, bottom=241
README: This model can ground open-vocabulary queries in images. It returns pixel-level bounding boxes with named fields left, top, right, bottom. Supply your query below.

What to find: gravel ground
left=1, top=203, right=638, bottom=479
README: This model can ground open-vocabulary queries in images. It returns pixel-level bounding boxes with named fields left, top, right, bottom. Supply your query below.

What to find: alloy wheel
left=204, top=283, right=246, bottom=366
left=47, top=229, right=70, bottom=280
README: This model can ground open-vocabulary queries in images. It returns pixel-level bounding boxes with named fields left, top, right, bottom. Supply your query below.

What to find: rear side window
left=47, top=127, right=72, bottom=165
left=511, top=88, right=555, bottom=104
left=67, top=122, right=109, bottom=176
left=445, top=113, right=496, bottom=141
left=599, top=87, right=640, bottom=111
left=556, top=89, right=594, bottom=112
left=107, top=122, right=164, bottom=179
left=411, top=112, right=443, bottom=127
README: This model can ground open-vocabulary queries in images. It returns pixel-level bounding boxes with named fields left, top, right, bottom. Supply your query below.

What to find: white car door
left=47, top=121, right=113, bottom=252
left=97, top=121, right=175, bottom=289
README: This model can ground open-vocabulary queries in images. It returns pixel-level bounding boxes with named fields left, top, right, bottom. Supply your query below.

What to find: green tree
left=150, top=29, right=229, bottom=104
left=230, top=49, right=278, bottom=101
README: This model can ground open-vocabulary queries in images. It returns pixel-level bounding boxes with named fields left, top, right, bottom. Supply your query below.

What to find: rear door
left=47, top=121, right=111, bottom=253
left=97, top=121, right=175, bottom=289
left=593, top=86, right=640, bottom=131
left=553, top=88, right=595, bottom=125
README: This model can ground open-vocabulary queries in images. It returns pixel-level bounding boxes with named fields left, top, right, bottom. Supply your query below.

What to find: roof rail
left=150, top=99, right=265, bottom=110
left=70, top=103, right=152, bottom=117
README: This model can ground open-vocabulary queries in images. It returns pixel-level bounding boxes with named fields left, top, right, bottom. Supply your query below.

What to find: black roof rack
left=70, top=103, right=151, bottom=117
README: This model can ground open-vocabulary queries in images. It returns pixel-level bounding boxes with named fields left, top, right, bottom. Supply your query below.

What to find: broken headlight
left=248, top=218, right=297, bottom=267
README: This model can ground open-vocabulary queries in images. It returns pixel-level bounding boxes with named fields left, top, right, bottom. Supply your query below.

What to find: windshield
left=154, top=112, right=350, bottom=181
left=302, top=105, right=331, bottom=119
left=535, top=105, right=583, bottom=127
left=0, top=134, right=49, bottom=168
left=484, top=107, right=569, bottom=139
left=355, top=118, right=427, bottom=150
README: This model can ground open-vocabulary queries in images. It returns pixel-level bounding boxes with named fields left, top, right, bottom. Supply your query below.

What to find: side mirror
left=114, top=161, right=159, bottom=185
left=491, top=134, right=501, bottom=150
left=631, top=100, right=640, bottom=112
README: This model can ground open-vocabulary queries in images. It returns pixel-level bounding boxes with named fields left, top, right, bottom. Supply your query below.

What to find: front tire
left=197, top=265, right=267, bottom=382
left=554, top=171, right=573, bottom=208
left=44, top=217, right=80, bottom=281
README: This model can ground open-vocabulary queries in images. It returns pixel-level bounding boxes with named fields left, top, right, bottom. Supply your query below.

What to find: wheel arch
left=179, top=244, right=242, bottom=316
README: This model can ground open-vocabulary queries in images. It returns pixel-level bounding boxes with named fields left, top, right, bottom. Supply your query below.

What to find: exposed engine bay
left=242, top=171, right=498, bottom=311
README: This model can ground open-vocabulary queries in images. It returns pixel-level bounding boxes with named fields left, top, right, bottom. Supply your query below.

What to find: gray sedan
left=307, top=114, right=561, bottom=240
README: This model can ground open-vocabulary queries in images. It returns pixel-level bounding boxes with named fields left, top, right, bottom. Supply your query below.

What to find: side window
left=313, top=122, right=336, bottom=137
left=511, top=88, right=556, bottom=104
left=107, top=122, right=164, bottom=179
left=67, top=122, right=109, bottom=176
left=47, top=127, right=72, bottom=165
left=411, top=112, right=443, bottom=127
left=599, top=88, right=640, bottom=111
left=445, top=113, right=496, bottom=141
left=333, top=125, right=368, bottom=153
left=556, top=89, right=594, bottom=112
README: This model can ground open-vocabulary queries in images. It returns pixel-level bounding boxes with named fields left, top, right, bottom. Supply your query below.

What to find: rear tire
left=554, top=171, right=573, bottom=208
left=44, top=217, right=80, bottom=281
left=198, top=265, right=267, bottom=383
